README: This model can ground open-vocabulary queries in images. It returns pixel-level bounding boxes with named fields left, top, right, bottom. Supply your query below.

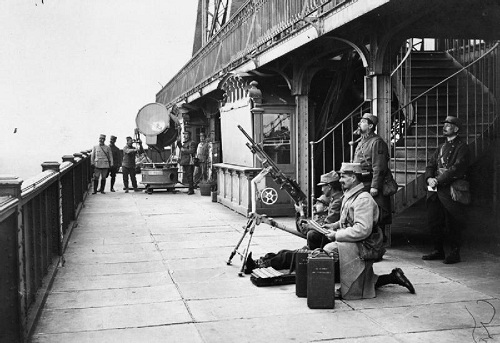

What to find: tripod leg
left=238, top=221, right=257, bottom=277
left=226, top=217, right=252, bottom=265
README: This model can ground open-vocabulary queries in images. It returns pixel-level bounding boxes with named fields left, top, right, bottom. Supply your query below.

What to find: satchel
left=357, top=225, right=386, bottom=260
left=450, top=179, right=471, bottom=205
left=382, top=171, right=398, bottom=196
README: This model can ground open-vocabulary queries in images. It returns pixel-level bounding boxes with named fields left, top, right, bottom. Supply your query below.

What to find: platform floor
left=30, top=178, right=500, bottom=342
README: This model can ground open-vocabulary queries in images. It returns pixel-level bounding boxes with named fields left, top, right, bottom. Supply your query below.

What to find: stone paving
left=30, top=179, right=500, bottom=342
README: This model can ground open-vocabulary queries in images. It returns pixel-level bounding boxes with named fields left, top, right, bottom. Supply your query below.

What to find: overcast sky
left=0, top=0, right=198, bottom=179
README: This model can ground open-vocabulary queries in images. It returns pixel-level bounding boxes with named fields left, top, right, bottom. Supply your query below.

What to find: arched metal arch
left=325, top=37, right=370, bottom=70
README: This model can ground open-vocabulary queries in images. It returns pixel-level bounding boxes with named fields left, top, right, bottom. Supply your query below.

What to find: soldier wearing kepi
left=177, top=131, right=197, bottom=195
left=322, top=162, right=415, bottom=299
left=194, top=131, right=210, bottom=185
left=304, top=170, right=343, bottom=250
left=422, top=116, right=470, bottom=264
left=90, top=134, right=113, bottom=194
left=353, top=113, right=392, bottom=243
left=108, top=135, right=122, bottom=192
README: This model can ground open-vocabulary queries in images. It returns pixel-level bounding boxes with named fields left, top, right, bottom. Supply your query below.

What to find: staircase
left=391, top=48, right=499, bottom=214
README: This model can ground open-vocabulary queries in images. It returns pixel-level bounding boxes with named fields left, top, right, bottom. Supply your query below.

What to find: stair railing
left=309, top=101, right=370, bottom=215
left=391, top=40, right=499, bottom=212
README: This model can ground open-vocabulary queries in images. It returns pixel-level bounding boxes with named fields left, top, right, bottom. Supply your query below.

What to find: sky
left=0, top=0, right=198, bottom=180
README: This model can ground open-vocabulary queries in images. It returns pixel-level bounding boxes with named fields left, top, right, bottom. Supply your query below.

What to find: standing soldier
left=422, top=116, right=470, bottom=264
left=108, top=135, right=122, bottom=192
left=90, top=134, right=113, bottom=194
left=122, top=136, right=139, bottom=193
left=353, top=113, right=392, bottom=243
left=177, top=131, right=197, bottom=195
left=194, top=131, right=210, bottom=184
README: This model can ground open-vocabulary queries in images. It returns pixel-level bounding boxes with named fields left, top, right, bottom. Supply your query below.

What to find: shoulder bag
left=450, top=179, right=471, bottom=205
left=357, top=225, right=386, bottom=260
left=382, top=170, right=398, bottom=196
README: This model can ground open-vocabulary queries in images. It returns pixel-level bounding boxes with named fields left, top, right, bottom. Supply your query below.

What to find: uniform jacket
left=178, top=139, right=197, bottom=166
left=122, top=145, right=138, bottom=168
left=109, top=144, right=122, bottom=168
left=353, top=132, right=389, bottom=190
left=425, top=136, right=470, bottom=214
left=91, top=144, right=113, bottom=169
left=325, top=190, right=342, bottom=224
left=425, top=136, right=469, bottom=187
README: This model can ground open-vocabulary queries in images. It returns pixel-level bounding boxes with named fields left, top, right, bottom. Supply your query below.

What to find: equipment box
left=307, top=253, right=335, bottom=309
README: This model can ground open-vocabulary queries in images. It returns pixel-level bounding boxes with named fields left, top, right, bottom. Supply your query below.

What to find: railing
left=0, top=150, right=92, bottom=342
left=390, top=39, right=499, bottom=211
left=157, top=0, right=351, bottom=106
left=309, top=101, right=371, bottom=215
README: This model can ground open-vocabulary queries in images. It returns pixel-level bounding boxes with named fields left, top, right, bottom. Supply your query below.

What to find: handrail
left=390, top=38, right=414, bottom=77
left=393, top=41, right=499, bottom=116
left=311, top=101, right=369, bottom=144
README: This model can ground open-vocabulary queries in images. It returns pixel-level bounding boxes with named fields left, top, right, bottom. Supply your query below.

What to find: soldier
left=122, top=136, right=139, bottom=193
left=194, top=132, right=210, bottom=184
left=353, top=113, right=392, bottom=243
left=90, top=134, right=113, bottom=194
left=322, top=163, right=415, bottom=299
left=108, top=135, right=122, bottom=192
left=177, top=131, right=197, bottom=195
left=422, top=116, right=470, bottom=264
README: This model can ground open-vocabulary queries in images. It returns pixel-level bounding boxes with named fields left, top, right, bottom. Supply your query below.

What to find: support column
left=371, top=74, right=392, bottom=143
left=295, top=94, right=309, bottom=199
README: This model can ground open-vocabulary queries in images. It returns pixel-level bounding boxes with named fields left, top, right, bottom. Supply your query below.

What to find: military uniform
left=425, top=135, right=470, bottom=258
left=91, top=141, right=113, bottom=194
left=178, top=136, right=197, bottom=194
left=353, top=132, right=392, bottom=225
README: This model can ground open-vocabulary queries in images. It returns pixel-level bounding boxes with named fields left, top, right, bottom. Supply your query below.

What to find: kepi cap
left=339, top=162, right=363, bottom=174
left=126, top=136, right=133, bottom=140
left=361, top=113, right=378, bottom=126
left=99, top=134, right=106, bottom=139
left=315, top=194, right=331, bottom=206
left=442, top=116, right=461, bottom=130
left=110, top=135, right=117, bottom=140
left=317, top=170, right=339, bottom=185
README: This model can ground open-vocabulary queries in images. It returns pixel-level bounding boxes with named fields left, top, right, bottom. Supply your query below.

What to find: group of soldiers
left=90, top=134, right=139, bottom=194
left=246, top=112, right=469, bottom=300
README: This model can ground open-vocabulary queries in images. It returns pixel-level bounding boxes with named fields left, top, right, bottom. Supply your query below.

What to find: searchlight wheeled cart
left=140, top=162, right=188, bottom=194
left=135, top=102, right=185, bottom=194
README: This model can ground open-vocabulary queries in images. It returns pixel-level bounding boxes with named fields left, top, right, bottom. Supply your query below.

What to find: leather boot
left=92, top=180, right=98, bottom=194
left=110, top=178, right=115, bottom=192
left=391, top=268, right=416, bottom=294
left=443, top=249, right=461, bottom=264
left=100, top=180, right=106, bottom=194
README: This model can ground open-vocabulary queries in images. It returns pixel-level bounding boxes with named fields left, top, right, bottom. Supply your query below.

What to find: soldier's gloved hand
left=370, top=188, right=378, bottom=197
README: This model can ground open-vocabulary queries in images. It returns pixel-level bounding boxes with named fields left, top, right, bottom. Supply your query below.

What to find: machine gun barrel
left=237, top=125, right=308, bottom=216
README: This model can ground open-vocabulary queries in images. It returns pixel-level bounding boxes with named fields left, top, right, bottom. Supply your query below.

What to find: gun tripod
left=226, top=212, right=305, bottom=276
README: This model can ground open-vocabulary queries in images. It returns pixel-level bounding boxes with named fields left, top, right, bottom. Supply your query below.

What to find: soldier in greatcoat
left=422, top=116, right=470, bottom=264
left=322, top=162, right=415, bottom=300
left=90, top=134, right=113, bottom=194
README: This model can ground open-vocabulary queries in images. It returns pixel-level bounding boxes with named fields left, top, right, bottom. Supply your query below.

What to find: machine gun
left=238, top=125, right=308, bottom=217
